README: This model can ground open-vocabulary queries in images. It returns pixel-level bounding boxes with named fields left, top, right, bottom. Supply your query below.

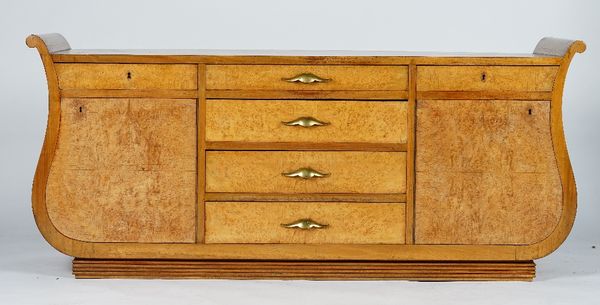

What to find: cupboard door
left=415, top=100, right=562, bottom=245
left=46, top=98, right=197, bottom=243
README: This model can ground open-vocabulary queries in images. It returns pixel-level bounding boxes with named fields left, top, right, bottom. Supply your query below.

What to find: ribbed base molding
left=73, top=259, right=535, bottom=281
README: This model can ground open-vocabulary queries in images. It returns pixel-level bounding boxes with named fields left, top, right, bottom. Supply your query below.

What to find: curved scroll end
left=516, top=38, right=585, bottom=261
left=26, top=33, right=71, bottom=54
left=533, top=37, right=586, bottom=57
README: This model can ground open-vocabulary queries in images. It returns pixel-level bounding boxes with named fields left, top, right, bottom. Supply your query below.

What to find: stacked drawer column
left=201, top=65, right=410, bottom=244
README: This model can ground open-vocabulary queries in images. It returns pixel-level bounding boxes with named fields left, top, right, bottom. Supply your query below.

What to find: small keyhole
left=528, top=108, right=532, bottom=115
left=127, top=71, right=132, bottom=79
left=481, top=72, right=487, bottom=82
left=79, top=106, right=83, bottom=113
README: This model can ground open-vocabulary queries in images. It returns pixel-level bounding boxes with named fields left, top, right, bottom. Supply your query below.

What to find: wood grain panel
left=206, top=100, right=407, bottom=143
left=415, top=100, right=562, bottom=245
left=417, top=66, right=558, bottom=92
left=56, top=64, right=197, bottom=90
left=205, top=202, right=405, bottom=244
left=206, top=65, right=408, bottom=91
left=206, top=151, right=406, bottom=194
left=46, top=98, right=197, bottom=243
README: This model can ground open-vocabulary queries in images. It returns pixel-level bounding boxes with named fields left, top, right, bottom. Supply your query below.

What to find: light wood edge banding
left=206, top=90, right=408, bottom=100
left=406, top=63, right=417, bottom=244
left=205, top=141, right=407, bottom=152
left=60, top=89, right=198, bottom=98
left=416, top=91, right=553, bottom=100
left=205, top=193, right=406, bottom=203
left=196, top=65, right=207, bottom=243
left=28, top=34, right=585, bottom=261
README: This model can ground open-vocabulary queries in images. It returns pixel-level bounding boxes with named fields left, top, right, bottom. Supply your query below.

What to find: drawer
left=205, top=202, right=406, bottom=244
left=206, top=65, right=408, bottom=91
left=55, top=64, right=198, bottom=90
left=205, top=151, right=406, bottom=194
left=206, top=100, right=407, bottom=144
left=417, top=66, right=558, bottom=91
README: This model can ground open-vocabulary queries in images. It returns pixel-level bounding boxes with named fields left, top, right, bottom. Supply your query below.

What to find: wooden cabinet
left=27, top=34, right=585, bottom=281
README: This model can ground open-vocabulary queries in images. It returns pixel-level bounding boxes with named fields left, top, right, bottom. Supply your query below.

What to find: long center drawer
left=205, top=151, right=406, bottom=194
left=206, top=100, right=407, bottom=144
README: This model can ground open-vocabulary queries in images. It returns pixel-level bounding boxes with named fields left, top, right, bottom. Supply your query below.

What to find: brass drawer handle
left=282, top=116, right=330, bottom=128
left=282, top=167, right=329, bottom=179
left=281, top=218, right=328, bottom=230
left=282, top=73, right=330, bottom=84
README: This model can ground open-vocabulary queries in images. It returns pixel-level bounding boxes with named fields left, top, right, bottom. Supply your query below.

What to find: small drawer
left=55, top=64, right=197, bottom=90
left=206, top=100, right=407, bottom=144
left=417, top=66, right=558, bottom=92
left=205, top=201, right=405, bottom=244
left=205, top=151, right=406, bottom=194
left=206, top=65, right=408, bottom=91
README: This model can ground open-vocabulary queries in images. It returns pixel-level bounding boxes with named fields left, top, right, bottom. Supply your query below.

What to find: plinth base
left=73, top=259, right=535, bottom=281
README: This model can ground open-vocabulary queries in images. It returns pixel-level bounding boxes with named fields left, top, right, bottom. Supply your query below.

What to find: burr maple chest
left=27, top=33, right=585, bottom=280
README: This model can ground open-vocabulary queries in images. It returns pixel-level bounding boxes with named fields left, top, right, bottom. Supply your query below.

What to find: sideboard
left=27, top=34, right=585, bottom=280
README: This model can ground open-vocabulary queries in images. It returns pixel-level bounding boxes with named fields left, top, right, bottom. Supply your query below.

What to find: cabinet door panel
left=415, top=100, right=562, bottom=245
left=46, top=98, right=197, bottom=243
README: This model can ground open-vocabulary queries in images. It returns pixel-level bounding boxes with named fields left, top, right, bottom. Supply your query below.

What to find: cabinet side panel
left=46, top=98, right=197, bottom=243
left=415, top=100, right=562, bottom=245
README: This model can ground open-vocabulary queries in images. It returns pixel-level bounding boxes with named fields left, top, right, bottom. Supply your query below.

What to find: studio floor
left=1, top=235, right=598, bottom=305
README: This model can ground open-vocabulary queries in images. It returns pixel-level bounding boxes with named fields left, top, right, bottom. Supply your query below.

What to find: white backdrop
left=1, top=0, right=599, bottom=304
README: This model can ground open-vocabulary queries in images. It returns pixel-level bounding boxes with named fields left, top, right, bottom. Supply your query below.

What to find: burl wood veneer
left=205, top=202, right=405, bottom=244
left=205, top=151, right=406, bottom=194
left=27, top=34, right=585, bottom=281
left=415, top=100, right=562, bottom=245
left=205, top=100, right=407, bottom=144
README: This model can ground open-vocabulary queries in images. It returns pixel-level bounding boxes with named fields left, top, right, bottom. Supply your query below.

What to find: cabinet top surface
left=50, top=49, right=563, bottom=65
left=54, top=49, right=554, bottom=58
left=30, top=34, right=583, bottom=65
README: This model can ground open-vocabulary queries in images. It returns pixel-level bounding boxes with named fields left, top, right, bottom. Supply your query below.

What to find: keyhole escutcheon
left=127, top=71, right=132, bottom=79
left=481, top=71, right=487, bottom=82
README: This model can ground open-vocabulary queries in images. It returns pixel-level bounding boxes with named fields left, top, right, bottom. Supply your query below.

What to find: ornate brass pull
left=281, top=218, right=328, bottom=230
left=282, top=73, right=330, bottom=84
left=282, top=167, right=329, bottom=179
left=282, top=116, right=329, bottom=128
